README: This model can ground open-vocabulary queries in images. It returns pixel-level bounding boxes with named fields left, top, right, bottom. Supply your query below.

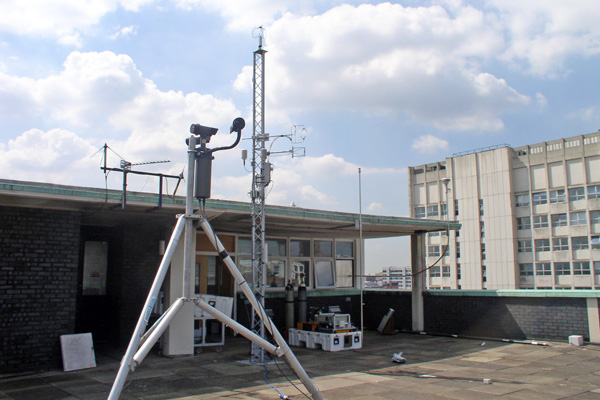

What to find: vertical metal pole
left=183, top=136, right=197, bottom=298
left=158, top=176, right=163, bottom=209
left=358, top=168, right=364, bottom=333
left=122, top=170, right=127, bottom=209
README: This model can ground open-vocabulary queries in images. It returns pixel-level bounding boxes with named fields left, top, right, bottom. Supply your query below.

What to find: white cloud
left=234, top=2, right=529, bottom=131
left=0, top=51, right=241, bottom=190
left=412, top=134, right=450, bottom=154
left=0, top=0, right=152, bottom=46
left=109, top=25, right=138, bottom=40
left=174, top=0, right=306, bottom=33
left=366, top=202, right=384, bottom=213
left=567, top=106, right=600, bottom=123
left=0, top=51, right=239, bottom=156
left=536, top=92, right=548, bottom=107
left=487, top=0, right=600, bottom=77
left=0, top=128, right=99, bottom=185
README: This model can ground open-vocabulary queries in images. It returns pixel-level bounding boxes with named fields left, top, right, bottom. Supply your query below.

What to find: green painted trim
left=363, top=289, right=600, bottom=298
left=257, top=289, right=362, bottom=299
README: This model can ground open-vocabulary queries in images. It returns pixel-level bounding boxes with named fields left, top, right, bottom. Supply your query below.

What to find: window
left=427, top=205, right=439, bottom=217
left=480, top=222, right=485, bottom=239
left=314, top=260, right=334, bottom=287
left=592, top=236, right=600, bottom=250
left=555, top=262, right=571, bottom=276
left=591, top=211, right=600, bottom=225
left=570, top=211, right=587, bottom=226
left=518, top=240, right=532, bottom=253
left=428, top=245, right=440, bottom=257
left=536, top=263, right=552, bottom=276
left=335, top=260, right=353, bottom=287
left=532, top=191, right=547, bottom=206
left=569, top=187, right=585, bottom=201
left=267, top=239, right=287, bottom=257
left=335, top=241, right=355, bottom=288
left=457, top=263, right=461, bottom=280
left=551, top=213, right=568, bottom=228
left=517, top=217, right=531, bottom=230
left=515, top=193, right=529, bottom=207
left=314, top=240, right=333, bottom=257
left=441, top=203, right=448, bottom=217
left=291, top=260, right=310, bottom=286
left=481, top=243, right=486, bottom=260
left=595, top=261, right=600, bottom=275
left=479, top=199, right=484, bottom=216
left=335, top=241, right=354, bottom=258
left=572, top=236, right=589, bottom=250
left=588, top=184, right=600, bottom=199
left=429, top=266, right=441, bottom=277
left=533, top=215, right=549, bottom=229
left=290, top=239, right=311, bottom=286
left=573, top=261, right=591, bottom=275
left=442, top=265, right=451, bottom=277
left=442, top=245, right=450, bottom=256
left=415, top=207, right=426, bottom=218
left=519, top=263, right=534, bottom=276
left=481, top=265, right=487, bottom=283
left=456, top=242, right=461, bottom=258
left=454, top=199, right=459, bottom=216
left=291, top=239, right=310, bottom=257
left=549, top=189, right=566, bottom=203
left=267, top=260, right=286, bottom=287
left=553, top=237, right=569, bottom=251
left=535, top=239, right=550, bottom=252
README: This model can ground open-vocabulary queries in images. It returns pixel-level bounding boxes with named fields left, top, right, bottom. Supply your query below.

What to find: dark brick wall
left=0, top=206, right=80, bottom=373
left=116, top=222, right=166, bottom=345
left=364, top=291, right=590, bottom=341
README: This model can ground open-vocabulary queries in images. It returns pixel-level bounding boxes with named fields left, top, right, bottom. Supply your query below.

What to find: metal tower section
left=250, top=28, right=268, bottom=363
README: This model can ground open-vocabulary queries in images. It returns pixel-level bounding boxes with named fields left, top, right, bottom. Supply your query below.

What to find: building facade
left=409, top=131, right=600, bottom=290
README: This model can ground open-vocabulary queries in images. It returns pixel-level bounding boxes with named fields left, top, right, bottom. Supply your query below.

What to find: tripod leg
left=198, top=218, right=323, bottom=400
left=107, top=216, right=186, bottom=400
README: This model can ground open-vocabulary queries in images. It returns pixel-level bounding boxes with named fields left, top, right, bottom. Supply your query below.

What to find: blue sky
left=1, top=0, right=600, bottom=273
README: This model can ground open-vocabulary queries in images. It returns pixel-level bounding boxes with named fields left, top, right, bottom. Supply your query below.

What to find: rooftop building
left=408, top=131, right=600, bottom=290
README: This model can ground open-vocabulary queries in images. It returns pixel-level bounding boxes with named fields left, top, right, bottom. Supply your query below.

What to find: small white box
left=569, top=335, right=584, bottom=346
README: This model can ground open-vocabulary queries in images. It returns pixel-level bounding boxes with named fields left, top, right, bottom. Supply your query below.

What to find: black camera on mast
left=189, top=118, right=245, bottom=200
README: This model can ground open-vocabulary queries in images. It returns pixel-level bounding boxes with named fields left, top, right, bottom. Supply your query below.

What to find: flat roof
left=0, top=179, right=459, bottom=239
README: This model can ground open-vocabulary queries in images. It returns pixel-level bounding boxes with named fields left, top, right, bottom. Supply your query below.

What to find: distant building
left=409, top=131, right=600, bottom=290
left=367, top=266, right=412, bottom=289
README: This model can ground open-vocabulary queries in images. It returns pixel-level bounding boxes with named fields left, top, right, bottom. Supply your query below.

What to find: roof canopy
left=0, top=179, right=459, bottom=239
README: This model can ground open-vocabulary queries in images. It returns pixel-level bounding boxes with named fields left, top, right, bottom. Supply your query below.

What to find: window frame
left=553, top=237, right=569, bottom=251
left=518, top=240, right=532, bottom=253
left=533, top=215, right=549, bottom=229
left=532, top=191, right=547, bottom=206
left=569, top=187, right=585, bottom=201
left=549, top=189, right=566, bottom=204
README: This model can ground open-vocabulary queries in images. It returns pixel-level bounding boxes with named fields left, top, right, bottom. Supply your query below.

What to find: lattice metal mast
left=250, top=27, right=269, bottom=363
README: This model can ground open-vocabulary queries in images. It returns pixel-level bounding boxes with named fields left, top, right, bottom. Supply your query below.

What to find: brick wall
left=117, top=221, right=165, bottom=345
left=0, top=206, right=80, bottom=373
left=364, top=291, right=590, bottom=341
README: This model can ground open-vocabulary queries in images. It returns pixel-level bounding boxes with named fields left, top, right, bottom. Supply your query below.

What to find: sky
left=1, top=0, right=600, bottom=274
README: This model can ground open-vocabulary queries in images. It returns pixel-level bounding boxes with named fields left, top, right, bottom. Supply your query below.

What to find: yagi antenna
left=99, top=143, right=183, bottom=209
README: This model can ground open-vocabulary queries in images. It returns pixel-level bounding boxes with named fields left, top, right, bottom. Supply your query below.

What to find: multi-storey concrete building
left=367, top=266, right=412, bottom=289
left=409, top=131, right=600, bottom=290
